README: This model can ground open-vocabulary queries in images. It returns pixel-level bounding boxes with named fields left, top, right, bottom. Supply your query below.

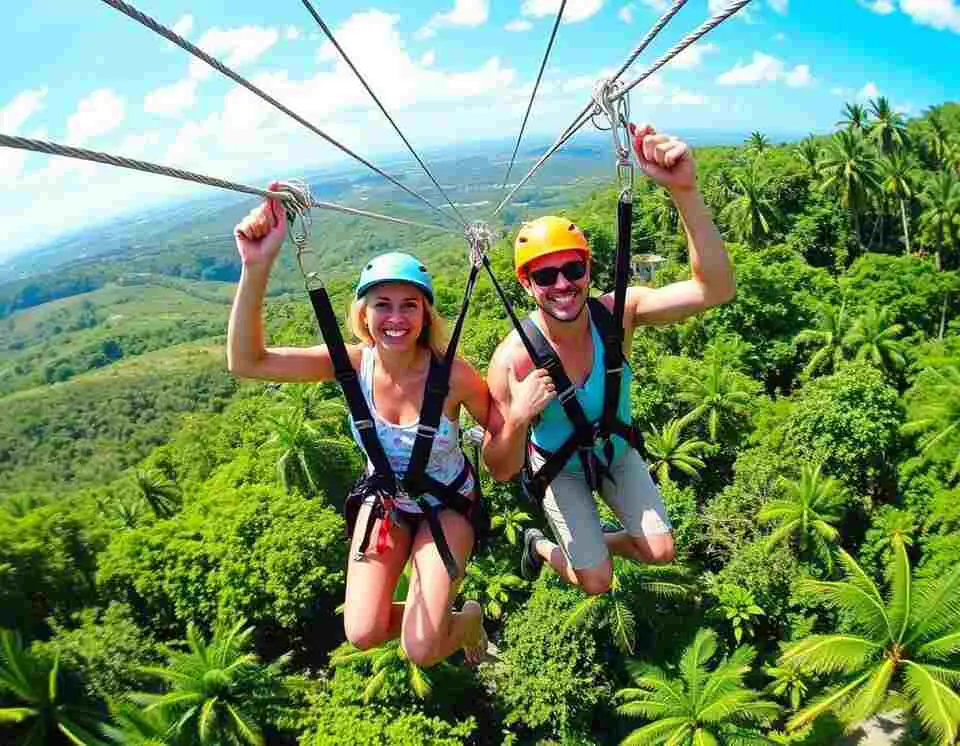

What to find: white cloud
left=66, top=89, right=125, bottom=145
left=189, top=26, right=280, bottom=80
left=619, top=4, right=635, bottom=22
left=857, top=0, right=896, bottom=13
left=671, top=89, right=708, bottom=105
left=505, top=19, right=533, bottom=31
left=0, top=88, right=47, bottom=133
left=640, top=0, right=669, bottom=9
left=420, top=50, right=436, bottom=66
left=286, top=26, right=301, bottom=41
left=522, top=0, right=606, bottom=24
left=117, top=131, right=162, bottom=159
left=144, top=78, right=199, bottom=116
left=0, top=91, right=47, bottom=184
left=416, top=0, right=489, bottom=38
left=672, top=42, right=718, bottom=69
left=785, top=64, right=814, bottom=87
left=172, top=14, right=194, bottom=38
left=900, top=0, right=960, bottom=33
left=768, top=0, right=789, bottom=13
left=858, top=81, right=881, bottom=99
left=717, top=53, right=783, bottom=85
left=774, top=32, right=787, bottom=41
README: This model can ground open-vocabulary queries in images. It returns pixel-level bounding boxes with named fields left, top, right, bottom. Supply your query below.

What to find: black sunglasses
left=528, top=260, right=588, bottom=288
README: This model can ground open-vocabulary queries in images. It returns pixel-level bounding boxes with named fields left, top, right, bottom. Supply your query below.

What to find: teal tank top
left=529, top=310, right=633, bottom=474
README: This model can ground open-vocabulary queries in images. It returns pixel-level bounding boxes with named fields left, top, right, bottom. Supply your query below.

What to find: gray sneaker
left=521, top=527, right=546, bottom=581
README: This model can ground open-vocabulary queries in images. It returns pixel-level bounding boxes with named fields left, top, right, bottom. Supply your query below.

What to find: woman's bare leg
left=342, top=503, right=413, bottom=649
left=400, top=511, right=486, bottom=667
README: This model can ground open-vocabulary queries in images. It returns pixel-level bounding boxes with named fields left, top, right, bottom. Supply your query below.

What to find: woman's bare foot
left=461, top=600, right=488, bottom=665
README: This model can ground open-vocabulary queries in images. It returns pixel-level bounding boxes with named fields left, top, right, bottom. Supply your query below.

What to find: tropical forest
left=1, top=97, right=959, bottom=746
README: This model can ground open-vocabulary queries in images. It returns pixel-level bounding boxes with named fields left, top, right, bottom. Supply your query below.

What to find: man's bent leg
left=601, top=449, right=675, bottom=564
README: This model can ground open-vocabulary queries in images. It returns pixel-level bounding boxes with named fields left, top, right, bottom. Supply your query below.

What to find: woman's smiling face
left=363, top=282, right=426, bottom=350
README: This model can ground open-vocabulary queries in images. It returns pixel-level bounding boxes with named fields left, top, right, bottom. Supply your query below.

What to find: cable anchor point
left=465, top=221, right=494, bottom=268
left=275, top=179, right=323, bottom=291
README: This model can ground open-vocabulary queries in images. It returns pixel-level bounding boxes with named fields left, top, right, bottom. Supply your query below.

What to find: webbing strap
left=602, top=193, right=632, bottom=436
left=308, top=287, right=394, bottom=478
left=519, top=317, right=601, bottom=484
left=404, top=263, right=480, bottom=495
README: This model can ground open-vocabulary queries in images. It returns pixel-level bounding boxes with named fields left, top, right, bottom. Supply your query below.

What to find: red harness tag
left=375, top=497, right=396, bottom=554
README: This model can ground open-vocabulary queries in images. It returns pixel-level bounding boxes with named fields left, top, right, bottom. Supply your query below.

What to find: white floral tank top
left=348, top=347, right=474, bottom=514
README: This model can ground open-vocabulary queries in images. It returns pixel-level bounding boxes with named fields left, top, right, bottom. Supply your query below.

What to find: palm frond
left=902, top=660, right=960, bottom=746
left=780, top=635, right=883, bottom=675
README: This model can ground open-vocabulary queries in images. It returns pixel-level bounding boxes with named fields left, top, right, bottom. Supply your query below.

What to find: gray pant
left=532, top=447, right=672, bottom=570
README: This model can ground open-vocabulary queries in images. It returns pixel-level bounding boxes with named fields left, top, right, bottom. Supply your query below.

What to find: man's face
left=520, top=249, right=590, bottom=323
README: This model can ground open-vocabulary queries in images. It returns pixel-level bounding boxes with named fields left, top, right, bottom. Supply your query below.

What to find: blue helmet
left=355, top=252, right=434, bottom=305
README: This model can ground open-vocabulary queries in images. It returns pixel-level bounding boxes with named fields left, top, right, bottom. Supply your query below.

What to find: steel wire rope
left=491, top=0, right=754, bottom=217
left=0, top=134, right=461, bottom=236
left=496, top=0, right=568, bottom=196
left=98, top=0, right=461, bottom=229
left=299, top=0, right=468, bottom=229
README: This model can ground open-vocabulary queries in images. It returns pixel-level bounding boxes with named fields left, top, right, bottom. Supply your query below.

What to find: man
left=482, top=124, right=734, bottom=594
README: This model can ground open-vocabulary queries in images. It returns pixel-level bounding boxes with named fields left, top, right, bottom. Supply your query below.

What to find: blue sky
left=1, top=0, right=958, bottom=259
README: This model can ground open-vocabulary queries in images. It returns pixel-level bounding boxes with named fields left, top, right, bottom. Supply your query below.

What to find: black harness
left=305, top=263, right=485, bottom=581
left=483, top=193, right=643, bottom=503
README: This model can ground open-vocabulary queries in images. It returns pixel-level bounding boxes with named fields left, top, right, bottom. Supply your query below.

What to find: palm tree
left=879, top=150, right=916, bottom=254
left=133, top=620, right=289, bottom=746
left=616, top=627, right=780, bottom=745
left=642, top=419, right=709, bottom=484
left=708, top=583, right=766, bottom=644
left=844, top=305, right=907, bottom=376
left=565, top=561, right=691, bottom=655
left=462, top=558, right=526, bottom=620
left=132, top=469, right=181, bottom=520
left=677, top=358, right=754, bottom=443
left=748, top=131, right=770, bottom=157
left=781, top=546, right=960, bottom=744
left=266, top=408, right=340, bottom=496
left=820, top=129, right=882, bottom=252
left=490, top=506, right=532, bottom=546
left=764, top=651, right=812, bottom=712
left=867, top=97, right=909, bottom=154
left=919, top=170, right=960, bottom=271
left=720, top=163, right=781, bottom=248
left=330, top=638, right=436, bottom=703
left=0, top=630, right=112, bottom=746
left=652, top=186, right=680, bottom=243
left=837, top=102, right=868, bottom=132
left=758, top=463, right=847, bottom=570
left=794, top=303, right=851, bottom=379
left=794, top=135, right=822, bottom=180
left=902, top=365, right=960, bottom=481
left=924, top=108, right=952, bottom=166
left=103, top=703, right=177, bottom=745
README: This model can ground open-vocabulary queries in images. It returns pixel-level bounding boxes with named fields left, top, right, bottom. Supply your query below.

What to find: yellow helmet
left=514, top=216, right=591, bottom=280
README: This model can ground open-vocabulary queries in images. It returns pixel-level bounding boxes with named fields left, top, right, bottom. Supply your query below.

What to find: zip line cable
left=613, top=0, right=755, bottom=100
left=98, top=0, right=461, bottom=229
left=492, top=0, right=755, bottom=217
left=299, top=0, right=468, bottom=229
left=0, top=134, right=461, bottom=236
left=491, top=0, right=688, bottom=218
left=497, top=0, right=567, bottom=195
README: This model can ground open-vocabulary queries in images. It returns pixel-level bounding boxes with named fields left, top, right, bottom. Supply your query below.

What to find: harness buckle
left=354, top=418, right=375, bottom=431
left=416, top=423, right=438, bottom=438
left=558, top=385, right=577, bottom=404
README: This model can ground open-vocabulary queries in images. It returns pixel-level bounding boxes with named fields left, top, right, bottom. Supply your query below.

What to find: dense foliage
left=1, top=100, right=959, bottom=745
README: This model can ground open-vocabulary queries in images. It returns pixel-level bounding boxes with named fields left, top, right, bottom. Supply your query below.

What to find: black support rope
left=98, top=0, right=461, bottom=229
left=299, top=0, right=469, bottom=229
left=497, top=0, right=567, bottom=194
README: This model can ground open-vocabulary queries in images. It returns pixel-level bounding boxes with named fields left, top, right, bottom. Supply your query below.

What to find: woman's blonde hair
left=348, top=289, right=449, bottom=359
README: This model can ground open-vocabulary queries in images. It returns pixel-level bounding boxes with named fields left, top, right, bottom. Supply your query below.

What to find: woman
left=227, top=188, right=490, bottom=666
